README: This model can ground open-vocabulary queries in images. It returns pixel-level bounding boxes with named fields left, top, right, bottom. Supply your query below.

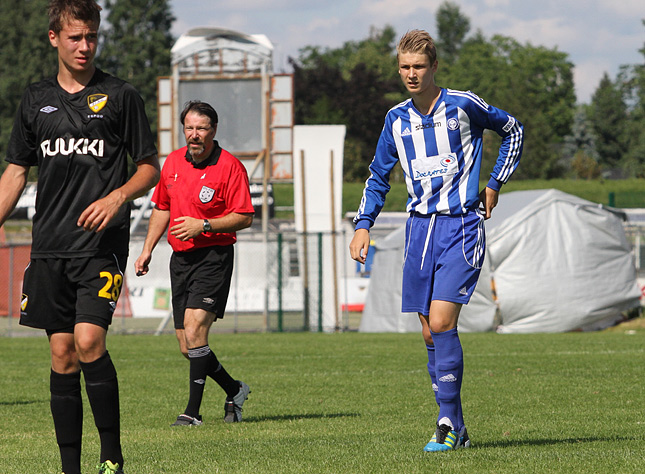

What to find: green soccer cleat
left=224, top=380, right=250, bottom=422
left=97, top=460, right=124, bottom=474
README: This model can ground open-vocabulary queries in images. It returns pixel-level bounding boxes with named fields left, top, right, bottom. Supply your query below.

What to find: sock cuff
left=430, top=327, right=459, bottom=339
left=50, top=370, right=82, bottom=395
left=188, top=345, right=212, bottom=359
left=80, top=351, right=116, bottom=381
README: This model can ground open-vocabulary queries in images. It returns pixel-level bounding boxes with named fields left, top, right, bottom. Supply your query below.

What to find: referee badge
left=199, top=186, right=215, bottom=203
left=88, top=94, right=108, bottom=113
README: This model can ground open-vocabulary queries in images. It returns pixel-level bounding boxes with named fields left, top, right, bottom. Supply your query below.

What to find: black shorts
left=170, top=245, right=234, bottom=329
left=20, top=254, right=127, bottom=332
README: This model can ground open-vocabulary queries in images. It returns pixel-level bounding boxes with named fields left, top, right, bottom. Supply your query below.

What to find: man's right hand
left=349, top=228, right=370, bottom=264
left=134, top=252, right=151, bottom=276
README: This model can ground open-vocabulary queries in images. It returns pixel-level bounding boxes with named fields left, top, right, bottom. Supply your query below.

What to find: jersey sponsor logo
left=199, top=186, right=215, bottom=203
left=40, top=138, right=105, bottom=157
left=502, top=115, right=516, bottom=133
left=447, top=117, right=460, bottom=130
left=39, top=105, right=58, bottom=114
left=415, top=121, right=442, bottom=131
left=88, top=94, right=108, bottom=113
left=411, top=153, right=459, bottom=180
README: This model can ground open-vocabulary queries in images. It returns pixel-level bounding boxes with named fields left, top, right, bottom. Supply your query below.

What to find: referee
left=135, top=101, right=254, bottom=426
left=0, top=1, right=159, bottom=473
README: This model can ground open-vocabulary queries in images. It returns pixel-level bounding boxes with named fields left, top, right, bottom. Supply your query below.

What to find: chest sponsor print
left=411, top=153, right=459, bottom=181
left=199, top=186, right=215, bottom=203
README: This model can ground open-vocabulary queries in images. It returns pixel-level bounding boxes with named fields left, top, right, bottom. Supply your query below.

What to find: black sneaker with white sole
left=224, top=381, right=250, bottom=422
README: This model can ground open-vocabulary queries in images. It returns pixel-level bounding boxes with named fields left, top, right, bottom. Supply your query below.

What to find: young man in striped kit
left=349, top=29, right=523, bottom=452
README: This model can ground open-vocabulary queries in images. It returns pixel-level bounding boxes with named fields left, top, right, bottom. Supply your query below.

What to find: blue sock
left=425, top=344, right=439, bottom=406
left=431, top=327, right=464, bottom=432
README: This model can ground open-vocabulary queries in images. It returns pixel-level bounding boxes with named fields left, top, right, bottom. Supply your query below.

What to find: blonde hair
left=397, top=29, right=437, bottom=64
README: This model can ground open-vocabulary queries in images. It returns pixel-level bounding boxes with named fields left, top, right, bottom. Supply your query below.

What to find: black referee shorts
left=170, top=244, right=234, bottom=329
left=20, top=254, right=127, bottom=332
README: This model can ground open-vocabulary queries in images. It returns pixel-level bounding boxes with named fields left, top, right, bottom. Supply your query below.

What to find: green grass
left=272, top=179, right=645, bottom=218
left=1, top=330, right=644, bottom=473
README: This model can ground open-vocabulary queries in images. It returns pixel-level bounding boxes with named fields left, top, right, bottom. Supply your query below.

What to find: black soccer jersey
left=6, top=69, right=157, bottom=258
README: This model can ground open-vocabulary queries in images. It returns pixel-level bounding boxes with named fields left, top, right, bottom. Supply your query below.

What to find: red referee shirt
left=152, top=141, right=254, bottom=252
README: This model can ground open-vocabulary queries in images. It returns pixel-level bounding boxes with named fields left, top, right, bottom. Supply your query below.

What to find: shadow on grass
left=0, top=399, right=47, bottom=406
left=471, top=436, right=636, bottom=449
left=244, top=412, right=361, bottom=423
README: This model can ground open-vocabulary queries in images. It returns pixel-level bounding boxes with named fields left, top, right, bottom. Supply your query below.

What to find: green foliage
left=589, top=73, right=629, bottom=171
left=570, top=150, right=601, bottom=179
left=270, top=179, right=645, bottom=218
left=1, top=331, right=644, bottom=473
left=98, top=0, right=175, bottom=137
left=614, top=21, right=645, bottom=177
left=562, top=105, right=599, bottom=177
left=293, top=2, right=577, bottom=181
left=291, top=25, right=403, bottom=182
left=435, top=1, right=471, bottom=65
left=440, top=33, right=576, bottom=179
left=0, top=0, right=57, bottom=173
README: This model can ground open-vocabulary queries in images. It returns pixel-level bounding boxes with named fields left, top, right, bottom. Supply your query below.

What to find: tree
left=589, top=73, right=629, bottom=172
left=291, top=26, right=403, bottom=181
left=562, top=105, right=599, bottom=178
left=292, top=1, right=577, bottom=181
left=440, top=34, right=576, bottom=178
left=435, top=1, right=470, bottom=65
left=99, top=0, right=175, bottom=137
left=616, top=19, right=645, bottom=176
left=0, top=0, right=57, bottom=174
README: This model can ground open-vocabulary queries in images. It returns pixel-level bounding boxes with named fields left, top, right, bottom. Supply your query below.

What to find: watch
left=202, top=219, right=212, bottom=233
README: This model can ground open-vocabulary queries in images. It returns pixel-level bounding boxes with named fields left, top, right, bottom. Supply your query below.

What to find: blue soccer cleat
left=423, top=423, right=470, bottom=452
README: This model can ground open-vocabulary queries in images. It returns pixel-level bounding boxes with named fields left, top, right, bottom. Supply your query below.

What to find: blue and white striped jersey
left=354, top=88, right=523, bottom=230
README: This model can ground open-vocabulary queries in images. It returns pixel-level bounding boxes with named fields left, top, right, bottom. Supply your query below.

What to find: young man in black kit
left=0, top=1, right=159, bottom=473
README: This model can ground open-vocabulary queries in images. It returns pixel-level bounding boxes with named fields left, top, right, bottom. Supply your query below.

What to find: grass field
left=1, top=329, right=644, bottom=474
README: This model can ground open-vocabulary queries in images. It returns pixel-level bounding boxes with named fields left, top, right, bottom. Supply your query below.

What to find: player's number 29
left=98, top=271, right=123, bottom=301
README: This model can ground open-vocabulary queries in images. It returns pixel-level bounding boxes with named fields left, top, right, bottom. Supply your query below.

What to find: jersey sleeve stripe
left=496, top=123, right=523, bottom=183
left=446, top=89, right=489, bottom=111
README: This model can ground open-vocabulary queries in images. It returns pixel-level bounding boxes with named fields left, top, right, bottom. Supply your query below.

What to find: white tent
left=360, top=189, right=641, bottom=333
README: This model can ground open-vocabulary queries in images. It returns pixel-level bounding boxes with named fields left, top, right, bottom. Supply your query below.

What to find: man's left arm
left=78, top=155, right=160, bottom=232
left=480, top=107, right=524, bottom=219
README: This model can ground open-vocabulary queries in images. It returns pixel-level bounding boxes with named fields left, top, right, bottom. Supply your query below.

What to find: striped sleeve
left=353, top=115, right=400, bottom=229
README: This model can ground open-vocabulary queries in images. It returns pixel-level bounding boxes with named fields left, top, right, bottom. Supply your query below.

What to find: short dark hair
left=180, top=101, right=219, bottom=128
left=48, top=0, right=102, bottom=34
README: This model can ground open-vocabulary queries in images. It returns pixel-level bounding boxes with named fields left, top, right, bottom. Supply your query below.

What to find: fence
left=0, top=229, right=361, bottom=337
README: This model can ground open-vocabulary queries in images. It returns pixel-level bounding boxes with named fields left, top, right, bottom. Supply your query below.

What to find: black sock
left=184, top=345, right=211, bottom=417
left=50, top=370, right=83, bottom=474
left=206, top=351, right=239, bottom=399
left=81, top=351, right=123, bottom=468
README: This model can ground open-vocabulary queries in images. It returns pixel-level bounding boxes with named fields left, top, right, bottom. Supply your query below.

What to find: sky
left=168, top=0, right=644, bottom=104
